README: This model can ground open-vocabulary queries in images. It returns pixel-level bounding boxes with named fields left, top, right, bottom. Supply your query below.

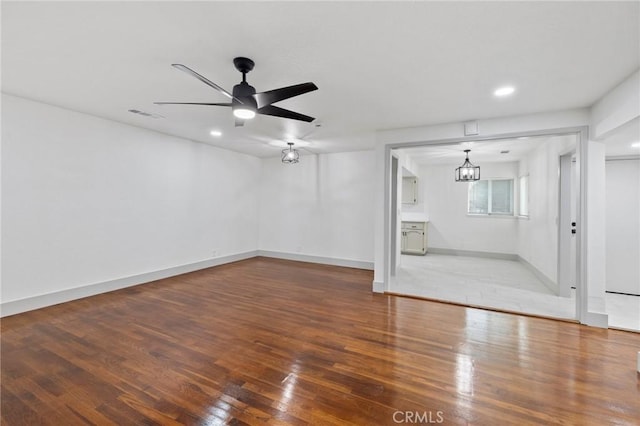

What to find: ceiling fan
left=155, top=57, right=318, bottom=127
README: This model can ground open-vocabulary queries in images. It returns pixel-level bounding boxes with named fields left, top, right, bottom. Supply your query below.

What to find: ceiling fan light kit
left=233, top=107, right=256, bottom=120
left=156, top=57, right=318, bottom=127
left=455, top=149, right=480, bottom=182
left=281, top=142, right=300, bottom=164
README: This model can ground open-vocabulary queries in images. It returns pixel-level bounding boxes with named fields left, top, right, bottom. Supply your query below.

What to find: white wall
left=420, top=162, right=519, bottom=254
left=605, top=158, right=640, bottom=295
left=2, top=94, right=260, bottom=306
left=586, top=141, right=607, bottom=313
left=397, top=151, right=419, bottom=178
left=584, top=69, right=639, bottom=324
left=591, top=70, right=640, bottom=140
left=517, top=135, right=576, bottom=284
left=258, top=151, right=375, bottom=266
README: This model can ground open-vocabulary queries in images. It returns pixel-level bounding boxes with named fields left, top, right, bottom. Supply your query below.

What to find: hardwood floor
left=2, top=257, right=639, bottom=425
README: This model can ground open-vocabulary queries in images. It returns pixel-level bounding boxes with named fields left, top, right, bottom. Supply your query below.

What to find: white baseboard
left=258, top=250, right=374, bottom=270
left=428, top=247, right=518, bottom=261
left=517, top=256, right=558, bottom=294
left=0, top=250, right=258, bottom=318
left=372, top=280, right=385, bottom=293
left=583, top=311, right=609, bottom=328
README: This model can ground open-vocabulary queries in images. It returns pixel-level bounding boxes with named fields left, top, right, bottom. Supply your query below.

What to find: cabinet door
left=402, top=177, right=417, bottom=204
left=405, top=230, right=424, bottom=253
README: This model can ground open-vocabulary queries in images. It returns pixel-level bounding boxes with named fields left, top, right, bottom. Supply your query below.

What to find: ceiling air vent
left=128, top=109, right=164, bottom=119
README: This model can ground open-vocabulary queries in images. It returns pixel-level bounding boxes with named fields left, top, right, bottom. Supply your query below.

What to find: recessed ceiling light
left=494, top=86, right=516, bottom=97
left=632, top=142, right=640, bottom=148
left=210, top=130, right=222, bottom=137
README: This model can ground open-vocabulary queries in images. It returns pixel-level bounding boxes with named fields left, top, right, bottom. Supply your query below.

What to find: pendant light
left=455, top=149, right=480, bottom=181
left=281, top=142, right=300, bottom=164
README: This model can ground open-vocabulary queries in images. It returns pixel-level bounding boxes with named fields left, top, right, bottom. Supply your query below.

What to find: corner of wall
left=590, top=69, right=640, bottom=140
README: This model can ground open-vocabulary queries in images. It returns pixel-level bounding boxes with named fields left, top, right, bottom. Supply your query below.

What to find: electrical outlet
left=296, top=246, right=303, bottom=253
left=212, top=250, right=218, bottom=257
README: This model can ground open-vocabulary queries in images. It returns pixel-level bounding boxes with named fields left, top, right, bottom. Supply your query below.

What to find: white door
left=558, top=152, right=577, bottom=298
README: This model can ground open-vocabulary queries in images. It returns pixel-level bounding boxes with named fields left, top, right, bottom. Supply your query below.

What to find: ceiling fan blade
left=171, top=64, right=242, bottom=103
left=235, top=118, right=245, bottom=127
left=253, top=82, right=318, bottom=108
left=257, top=105, right=315, bottom=122
left=154, top=102, right=233, bottom=106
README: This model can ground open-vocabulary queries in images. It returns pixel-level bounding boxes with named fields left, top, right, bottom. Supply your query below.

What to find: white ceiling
left=2, top=1, right=639, bottom=158
left=396, top=135, right=574, bottom=166
left=398, top=123, right=640, bottom=165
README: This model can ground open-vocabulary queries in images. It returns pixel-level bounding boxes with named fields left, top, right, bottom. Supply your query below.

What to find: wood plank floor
left=2, top=257, right=639, bottom=425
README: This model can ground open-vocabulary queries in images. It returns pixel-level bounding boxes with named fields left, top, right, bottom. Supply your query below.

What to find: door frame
left=382, top=126, right=590, bottom=324
left=390, top=154, right=399, bottom=277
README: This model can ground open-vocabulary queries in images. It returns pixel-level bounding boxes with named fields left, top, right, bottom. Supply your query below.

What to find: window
left=518, top=175, right=529, bottom=217
left=468, top=179, right=514, bottom=215
left=468, top=180, right=489, bottom=214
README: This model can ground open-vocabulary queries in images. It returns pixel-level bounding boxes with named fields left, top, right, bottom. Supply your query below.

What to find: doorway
left=384, top=132, right=584, bottom=321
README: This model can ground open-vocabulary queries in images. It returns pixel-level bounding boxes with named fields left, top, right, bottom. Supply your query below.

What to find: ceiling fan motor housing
left=232, top=82, right=257, bottom=110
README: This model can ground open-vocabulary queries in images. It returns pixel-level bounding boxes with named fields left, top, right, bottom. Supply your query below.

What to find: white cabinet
left=401, top=221, right=428, bottom=255
left=402, top=177, right=418, bottom=204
